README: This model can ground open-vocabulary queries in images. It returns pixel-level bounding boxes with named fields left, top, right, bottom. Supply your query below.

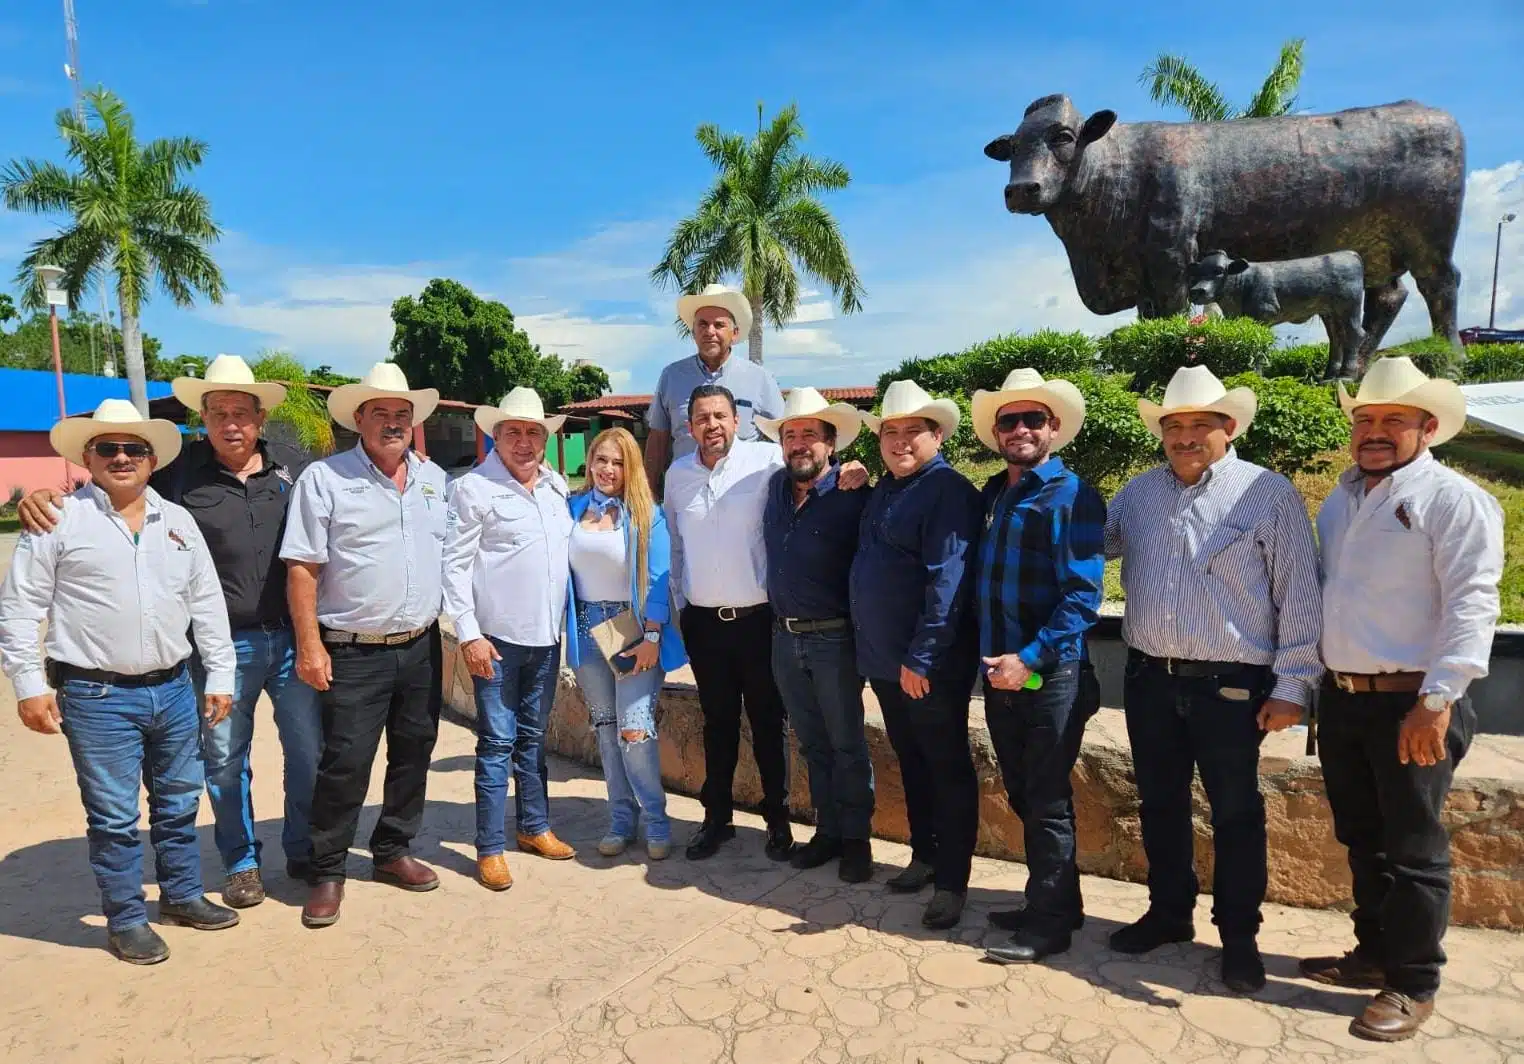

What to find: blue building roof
left=0, top=368, right=175, bottom=432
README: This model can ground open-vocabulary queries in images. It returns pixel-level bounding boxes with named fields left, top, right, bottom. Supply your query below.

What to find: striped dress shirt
left=1104, top=449, right=1324, bottom=705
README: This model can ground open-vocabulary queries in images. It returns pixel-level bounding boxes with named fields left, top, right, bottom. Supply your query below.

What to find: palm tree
left=651, top=103, right=863, bottom=364
left=249, top=350, right=336, bottom=456
left=2, top=87, right=225, bottom=414
left=1140, top=38, right=1305, bottom=122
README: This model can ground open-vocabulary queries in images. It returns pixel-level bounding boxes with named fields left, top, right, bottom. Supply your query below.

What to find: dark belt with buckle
left=691, top=604, right=767, bottom=623
left=1327, top=671, right=1425, bottom=694
left=321, top=625, right=430, bottom=647
left=777, top=616, right=849, bottom=635
left=1133, top=651, right=1256, bottom=678
left=49, top=660, right=187, bottom=688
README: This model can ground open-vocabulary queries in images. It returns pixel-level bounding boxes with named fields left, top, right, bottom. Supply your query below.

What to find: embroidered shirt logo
left=274, top=466, right=295, bottom=486
left=167, top=529, right=193, bottom=551
left=1394, top=502, right=1412, bottom=530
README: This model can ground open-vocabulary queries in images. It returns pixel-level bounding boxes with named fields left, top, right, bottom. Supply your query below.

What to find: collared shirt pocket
left=160, top=523, right=200, bottom=591
left=1198, top=522, right=1257, bottom=576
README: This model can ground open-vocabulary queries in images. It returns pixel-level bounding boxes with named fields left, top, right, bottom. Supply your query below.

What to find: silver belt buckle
left=717, top=606, right=738, bottom=622
left=1335, top=672, right=1356, bottom=693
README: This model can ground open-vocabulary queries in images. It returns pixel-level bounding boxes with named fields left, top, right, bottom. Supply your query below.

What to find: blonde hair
left=588, top=427, right=655, bottom=613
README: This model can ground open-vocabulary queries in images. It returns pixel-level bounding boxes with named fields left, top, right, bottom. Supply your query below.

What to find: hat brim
left=1138, top=388, right=1258, bottom=440
left=676, top=290, right=754, bottom=340
left=971, top=381, right=1087, bottom=454
left=755, top=404, right=862, bottom=448
left=1338, top=380, right=1467, bottom=446
left=50, top=416, right=183, bottom=466
left=172, top=377, right=288, bottom=413
left=473, top=408, right=568, bottom=437
left=327, top=385, right=440, bottom=432
left=862, top=399, right=961, bottom=439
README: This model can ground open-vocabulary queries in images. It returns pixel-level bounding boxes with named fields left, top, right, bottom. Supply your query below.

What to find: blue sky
left=2, top=0, right=1522, bottom=393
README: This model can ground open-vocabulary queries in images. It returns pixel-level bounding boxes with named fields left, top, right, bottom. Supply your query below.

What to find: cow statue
left=984, top=95, right=1465, bottom=360
left=1187, top=250, right=1366, bottom=380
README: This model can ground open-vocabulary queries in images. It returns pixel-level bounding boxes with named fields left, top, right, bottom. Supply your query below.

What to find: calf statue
left=1187, top=250, right=1366, bottom=380
left=984, top=95, right=1465, bottom=361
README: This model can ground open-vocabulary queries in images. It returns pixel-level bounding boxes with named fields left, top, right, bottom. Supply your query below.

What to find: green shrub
left=1066, top=371, right=1160, bottom=492
left=1225, top=373, right=1349, bottom=476
left=875, top=329, right=1098, bottom=396
left=1100, top=316, right=1276, bottom=395
left=1380, top=336, right=1462, bottom=380
left=1461, top=344, right=1524, bottom=383
left=1264, top=343, right=1328, bottom=382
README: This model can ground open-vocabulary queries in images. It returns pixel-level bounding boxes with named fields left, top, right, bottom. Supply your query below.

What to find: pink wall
left=0, top=431, right=88, bottom=497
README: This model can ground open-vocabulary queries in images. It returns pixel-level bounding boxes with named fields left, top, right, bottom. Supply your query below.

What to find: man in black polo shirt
left=19, top=355, right=319, bottom=909
left=758, top=389, right=874, bottom=883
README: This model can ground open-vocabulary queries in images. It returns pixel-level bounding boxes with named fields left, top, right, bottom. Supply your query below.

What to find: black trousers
left=1319, top=684, right=1475, bottom=1000
left=870, top=647, right=980, bottom=893
left=308, top=627, right=442, bottom=882
left=984, top=660, right=1100, bottom=935
left=680, top=606, right=790, bottom=824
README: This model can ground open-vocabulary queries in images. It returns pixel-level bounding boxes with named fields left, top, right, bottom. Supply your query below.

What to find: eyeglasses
left=91, top=441, right=155, bottom=460
left=994, top=411, right=1050, bottom=433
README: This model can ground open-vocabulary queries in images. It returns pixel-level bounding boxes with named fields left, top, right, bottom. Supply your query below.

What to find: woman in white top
left=563, top=428, right=686, bottom=858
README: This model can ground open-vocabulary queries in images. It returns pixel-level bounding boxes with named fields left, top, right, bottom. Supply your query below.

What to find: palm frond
left=1139, top=54, right=1233, bottom=121
left=250, top=350, right=335, bottom=455
left=775, top=155, right=850, bottom=198
left=0, top=159, right=77, bottom=214
left=693, top=124, right=748, bottom=176
left=770, top=199, right=864, bottom=314
left=1244, top=38, right=1305, bottom=117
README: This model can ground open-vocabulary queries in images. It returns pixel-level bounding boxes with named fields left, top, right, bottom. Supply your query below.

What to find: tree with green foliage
left=0, top=294, right=16, bottom=329
left=0, top=310, right=163, bottom=377
left=1140, top=38, right=1305, bottom=122
left=308, top=364, right=359, bottom=387
left=248, top=350, right=336, bottom=455
left=651, top=103, right=863, bottom=364
left=159, top=354, right=209, bottom=381
left=2, top=87, right=225, bottom=415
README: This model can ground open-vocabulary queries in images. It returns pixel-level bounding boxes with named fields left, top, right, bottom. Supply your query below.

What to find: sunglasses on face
left=91, top=441, right=155, bottom=460
left=995, top=411, right=1050, bottom=433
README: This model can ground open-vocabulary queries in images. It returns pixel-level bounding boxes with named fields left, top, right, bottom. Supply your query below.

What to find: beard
left=787, top=452, right=826, bottom=483
left=1001, top=439, right=1051, bottom=468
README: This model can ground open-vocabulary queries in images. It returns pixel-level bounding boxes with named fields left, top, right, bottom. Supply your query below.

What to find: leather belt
left=51, top=660, right=187, bottom=689
left=321, top=625, right=430, bottom=647
left=1133, top=651, right=1256, bottom=678
left=777, top=616, right=849, bottom=635
left=691, top=604, right=767, bottom=623
left=1327, top=671, right=1425, bottom=694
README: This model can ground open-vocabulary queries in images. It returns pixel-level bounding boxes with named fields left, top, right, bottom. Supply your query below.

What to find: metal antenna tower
left=62, top=0, right=118, bottom=377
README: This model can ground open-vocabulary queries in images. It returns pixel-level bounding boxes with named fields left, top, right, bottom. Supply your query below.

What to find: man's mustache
left=379, top=427, right=408, bottom=440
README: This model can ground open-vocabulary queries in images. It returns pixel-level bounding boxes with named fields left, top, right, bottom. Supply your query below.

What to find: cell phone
left=612, top=637, right=643, bottom=674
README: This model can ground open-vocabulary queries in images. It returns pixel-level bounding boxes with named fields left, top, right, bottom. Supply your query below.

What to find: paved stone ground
left=4, top=694, right=1524, bottom=1064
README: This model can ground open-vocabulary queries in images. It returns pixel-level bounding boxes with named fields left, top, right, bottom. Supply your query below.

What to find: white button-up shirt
left=279, top=442, right=447, bottom=634
left=0, top=484, right=236, bottom=700
left=1318, top=451, right=1504, bottom=699
left=442, top=454, right=573, bottom=647
left=663, top=439, right=783, bottom=610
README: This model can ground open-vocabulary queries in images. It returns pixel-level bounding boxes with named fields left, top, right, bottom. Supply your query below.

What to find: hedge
left=1462, top=344, right=1524, bottom=383
left=1100, top=316, right=1276, bottom=395
left=876, top=329, right=1099, bottom=395
left=1223, top=373, right=1350, bottom=474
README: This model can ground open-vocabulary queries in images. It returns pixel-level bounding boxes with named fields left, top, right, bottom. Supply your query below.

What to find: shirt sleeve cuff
left=1419, top=670, right=1467, bottom=702
left=13, top=669, right=50, bottom=702
left=203, top=670, right=235, bottom=697
left=1270, top=675, right=1313, bottom=708
left=279, top=548, right=327, bottom=564
left=454, top=615, right=483, bottom=644
left=1017, top=643, right=1046, bottom=672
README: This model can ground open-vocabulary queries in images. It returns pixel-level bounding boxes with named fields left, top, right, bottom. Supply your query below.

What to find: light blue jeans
left=574, top=601, right=669, bottom=843
left=194, top=626, right=323, bottom=874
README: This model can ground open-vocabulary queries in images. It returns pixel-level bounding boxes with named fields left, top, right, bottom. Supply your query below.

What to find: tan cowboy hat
left=971, top=368, right=1087, bottom=453
left=171, top=353, right=288, bottom=412
left=474, top=386, right=567, bottom=436
left=327, top=362, right=440, bottom=432
left=1137, top=365, right=1257, bottom=440
left=1338, top=355, right=1467, bottom=445
left=861, top=380, right=961, bottom=437
left=676, top=283, right=754, bottom=339
left=755, top=386, right=862, bottom=447
left=50, top=398, right=183, bottom=465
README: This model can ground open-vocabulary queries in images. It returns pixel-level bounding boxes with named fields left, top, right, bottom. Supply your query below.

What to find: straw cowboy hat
left=171, top=354, right=288, bottom=412
left=676, top=283, right=754, bottom=339
left=755, top=386, right=862, bottom=447
left=327, top=362, right=440, bottom=432
left=861, top=380, right=961, bottom=437
left=1338, top=355, right=1467, bottom=445
left=474, top=386, right=567, bottom=437
left=971, top=368, right=1087, bottom=454
left=51, top=398, right=183, bottom=465
left=1137, top=365, right=1258, bottom=440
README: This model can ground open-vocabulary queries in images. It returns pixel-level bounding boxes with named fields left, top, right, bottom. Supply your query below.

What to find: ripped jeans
left=574, top=601, right=670, bottom=843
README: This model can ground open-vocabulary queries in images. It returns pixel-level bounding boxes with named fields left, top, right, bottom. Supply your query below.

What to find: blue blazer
left=563, top=492, right=688, bottom=672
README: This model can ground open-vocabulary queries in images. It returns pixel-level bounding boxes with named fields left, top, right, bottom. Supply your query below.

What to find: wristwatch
left=643, top=629, right=662, bottom=644
left=1421, top=691, right=1450, bottom=711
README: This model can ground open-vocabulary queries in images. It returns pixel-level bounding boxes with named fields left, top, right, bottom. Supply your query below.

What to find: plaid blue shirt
left=977, top=457, right=1106, bottom=668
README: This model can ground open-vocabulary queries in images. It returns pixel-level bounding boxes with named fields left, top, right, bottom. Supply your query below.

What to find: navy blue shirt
left=764, top=464, right=868, bottom=621
left=849, top=454, right=983, bottom=682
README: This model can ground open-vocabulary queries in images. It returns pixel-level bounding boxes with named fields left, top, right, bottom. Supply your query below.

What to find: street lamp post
left=1491, top=213, right=1517, bottom=330
left=37, top=264, right=71, bottom=485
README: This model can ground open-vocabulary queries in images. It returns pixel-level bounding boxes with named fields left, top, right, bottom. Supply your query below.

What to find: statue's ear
left=1227, top=258, right=1251, bottom=275
left=1079, top=110, right=1116, bottom=144
left=984, top=134, right=1013, bottom=162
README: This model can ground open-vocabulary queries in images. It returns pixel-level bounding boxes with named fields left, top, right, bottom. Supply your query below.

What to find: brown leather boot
left=517, top=831, right=576, bottom=860
left=373, top=855, right=439, bottom=891
left=301, top=882, right=344, bottom=929
left=477, top=853, right=513, bottom=891
left=1349, top=991, right=1434, bottom=1042
left=1299, top=949, right=1385, bottom=989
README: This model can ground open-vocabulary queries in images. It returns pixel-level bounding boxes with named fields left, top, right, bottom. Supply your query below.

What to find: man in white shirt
left=1301, top=357, right=1504, bottom=1043
left=443, top=387, right=577, bottom=891
left=280, top=362, right=447, bottom=929
left=0, top=400, right=239, bottom=965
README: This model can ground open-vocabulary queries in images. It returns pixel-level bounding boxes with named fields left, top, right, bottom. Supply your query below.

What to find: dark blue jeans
left=59, top=669, right=205, bottom=932
left=1122, top=652, right=1271, bottom=940
left=983, top=660, right=1099, bottom=936
left=472, top=637, right=558, bottom=855
left=771, top=626, right=875, bottom=841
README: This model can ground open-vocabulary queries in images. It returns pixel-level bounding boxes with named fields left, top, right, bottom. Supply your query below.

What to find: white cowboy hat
left=861, top=380, right=961, bottom=438
left=971, top=368, right=1087, bottom=454
left=1338, top=355, right=1467, bottom=445
left=171, top=353, right=288, bottom=413
left=755, top=386, right=862, bottom=447
left=327, top=362, right=440, bottom=432
left=676, top=283, right=754, bottom=339
left=1137, top=365, right=1258, bottom=440
left=50, top=398, right=183, bottom=465
left=474, top=386, right=567, bottom=437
